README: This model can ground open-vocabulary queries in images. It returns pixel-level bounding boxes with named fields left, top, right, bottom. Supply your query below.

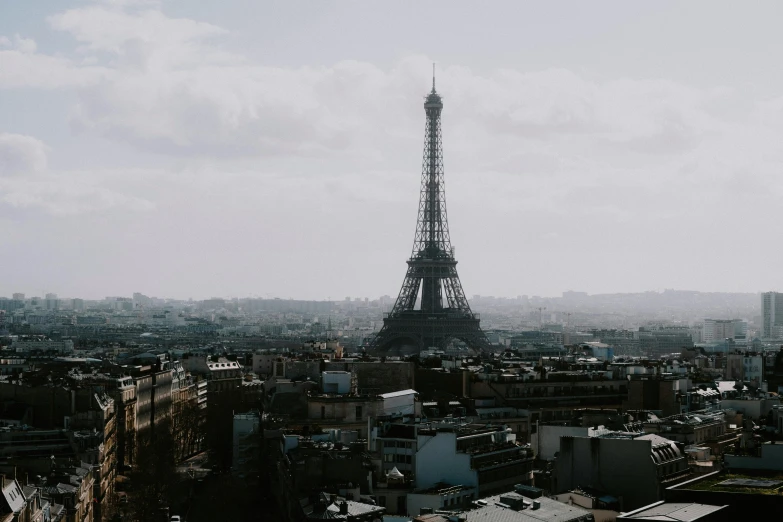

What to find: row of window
left=478, top=461, right=531, bottom=483
left=504, top=385, right=627, bottom=397
left=320, top=406, right=363, bottom=420
left=383, top=454, right=412, bottom=464
left=383, top=440, right=413, bottom=449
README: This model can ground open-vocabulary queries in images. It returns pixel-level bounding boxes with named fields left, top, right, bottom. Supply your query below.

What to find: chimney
left=532, top=500, right=540, bottom=510
left=339, top=501, right=348, bottom=515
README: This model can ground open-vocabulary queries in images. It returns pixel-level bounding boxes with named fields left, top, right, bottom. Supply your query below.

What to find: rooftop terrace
left=674, top=472, right=783, bottom=496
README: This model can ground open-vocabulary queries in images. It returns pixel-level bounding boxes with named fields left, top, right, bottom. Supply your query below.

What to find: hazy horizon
left=4, top=1, right=783, bottom=300
left=2, top=287, right=770, bottom=303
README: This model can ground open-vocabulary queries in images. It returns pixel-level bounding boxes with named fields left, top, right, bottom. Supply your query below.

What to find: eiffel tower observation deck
left=371, top=72, right=490, bottom=354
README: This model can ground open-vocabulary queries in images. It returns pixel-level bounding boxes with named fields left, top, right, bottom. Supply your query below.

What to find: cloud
left=0, top=133, right=48, bottom=176
left=0, top=2, right=756, bottom=176
left=0, top=133, right=152, bottom=215
left=6, top=1, right=783, bottom=298
left=0, top=47, right=109, bottom=89
left=13, top=34, right=37, bottom=54
left=0, top=178, right=155, bottom=215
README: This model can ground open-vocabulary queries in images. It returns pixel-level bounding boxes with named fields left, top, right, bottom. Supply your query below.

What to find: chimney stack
left=340, top=501, right=348, bottom=515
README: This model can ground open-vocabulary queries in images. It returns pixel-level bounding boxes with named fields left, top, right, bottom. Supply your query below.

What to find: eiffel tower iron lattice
left=371, top=74, right=490, bottom=354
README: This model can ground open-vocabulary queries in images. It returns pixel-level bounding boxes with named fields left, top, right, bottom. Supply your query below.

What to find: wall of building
left=721, top=398, right=780, bottom=420
left=285, top=360, right=321, bottom=380
left=277, top=360, right=415, bottom=394
left=252, top=353, right=279, bottom=377
left=533, top=425, right=609, bottom=461
left=322, top=372, right=352, bottom=394
left=374, top=486, right=408, bottom=515
left=406, top=488, right=476, bottom=518
left=724, top=443, right=783, bottom=471
left=414, top=431, right=476, bottom=490
left=624, top=379, right=688, bottom=417
left=0, top=383, right=74, bottom=429
left=342, top=362, right=414, bottom=395
left=232, top=412, right=260, bottom=473
left=382, top=391, right=417, bottom=416
left=555, top=437, right=661, bottom=511
left=307, top=398, right=383, bottom=426
left=414, top=369, right=470, bottom=399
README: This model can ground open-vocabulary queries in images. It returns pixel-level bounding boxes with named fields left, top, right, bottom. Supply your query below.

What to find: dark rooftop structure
left=303, top=492, right=385, bottom=522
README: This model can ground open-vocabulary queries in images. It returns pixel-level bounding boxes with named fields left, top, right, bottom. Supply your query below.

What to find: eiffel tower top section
left=412, top=69, right=451, bottom=260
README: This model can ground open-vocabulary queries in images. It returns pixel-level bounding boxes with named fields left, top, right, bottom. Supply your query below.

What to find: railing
left=462, top=441, right=521, bottom=456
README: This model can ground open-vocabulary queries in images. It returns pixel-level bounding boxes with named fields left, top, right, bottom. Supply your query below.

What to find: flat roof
left=465, top=491, right=591, bottom=522
left=412, top=483, right=472, bottom=495
left=717, top=478, right=783, bottom=489
left=673, top=472, right=783, bottom=495
left=380, top=389, right=418, bottom=399
left=618, top=501, right=727, bottom=521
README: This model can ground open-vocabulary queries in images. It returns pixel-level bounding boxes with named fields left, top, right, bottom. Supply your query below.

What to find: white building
left=703, top=319, right=744, bottom=342
left=762, top=292, right=783, bottom=338
left=380, top=389, right=418, bottom=417
left=414, top=424, right=531, bottom=495
left=321, top=371, right=352, bottom=394
left=10, top=339, right=74, bottom=354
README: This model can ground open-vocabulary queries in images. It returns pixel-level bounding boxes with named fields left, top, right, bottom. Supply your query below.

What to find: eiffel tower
left=371, top=72, right=490, bottom=354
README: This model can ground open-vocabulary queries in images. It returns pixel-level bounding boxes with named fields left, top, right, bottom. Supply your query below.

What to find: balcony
left=375, top=480, right=413, bottom=490
left=461, top=441, right=521, bottom=456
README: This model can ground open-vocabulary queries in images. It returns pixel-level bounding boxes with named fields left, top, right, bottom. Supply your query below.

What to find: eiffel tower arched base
left=370, top=312, right=491, bottom=355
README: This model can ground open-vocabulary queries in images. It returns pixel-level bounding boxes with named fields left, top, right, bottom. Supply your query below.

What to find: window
left=355, top=406, right=363, bottom=420
left=321, top=406, right=325, bottom=419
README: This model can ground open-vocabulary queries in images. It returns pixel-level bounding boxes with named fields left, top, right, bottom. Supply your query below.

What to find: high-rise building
left=703, top=318, right=747, bottom=342
left=11, top=293, right=24, bottom=301
left=761, top=292, right=783, bottom=338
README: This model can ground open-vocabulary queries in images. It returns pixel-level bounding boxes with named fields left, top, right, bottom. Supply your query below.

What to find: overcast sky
left=3, top=0, right=783, bottom=300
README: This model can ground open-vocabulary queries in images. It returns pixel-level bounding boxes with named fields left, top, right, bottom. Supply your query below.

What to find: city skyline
left=0, top=287, right=766, bottom=305
left=5, top=1, right=783, bottom=299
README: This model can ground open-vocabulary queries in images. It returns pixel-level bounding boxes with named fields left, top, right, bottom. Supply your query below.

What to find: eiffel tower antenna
left=370, top=74, right=490, bottom=354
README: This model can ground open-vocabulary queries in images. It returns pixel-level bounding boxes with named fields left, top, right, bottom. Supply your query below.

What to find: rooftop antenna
left=432, top=63, right=436, bottom=92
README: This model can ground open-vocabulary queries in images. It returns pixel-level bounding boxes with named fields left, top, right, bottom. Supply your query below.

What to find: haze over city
left=11, top=3, right=783, bottom=522
left=4, top=0, right=783, bottom=300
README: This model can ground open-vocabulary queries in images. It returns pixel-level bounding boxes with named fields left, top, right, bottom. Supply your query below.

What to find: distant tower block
left=371, top=72, right=490, bottom=354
